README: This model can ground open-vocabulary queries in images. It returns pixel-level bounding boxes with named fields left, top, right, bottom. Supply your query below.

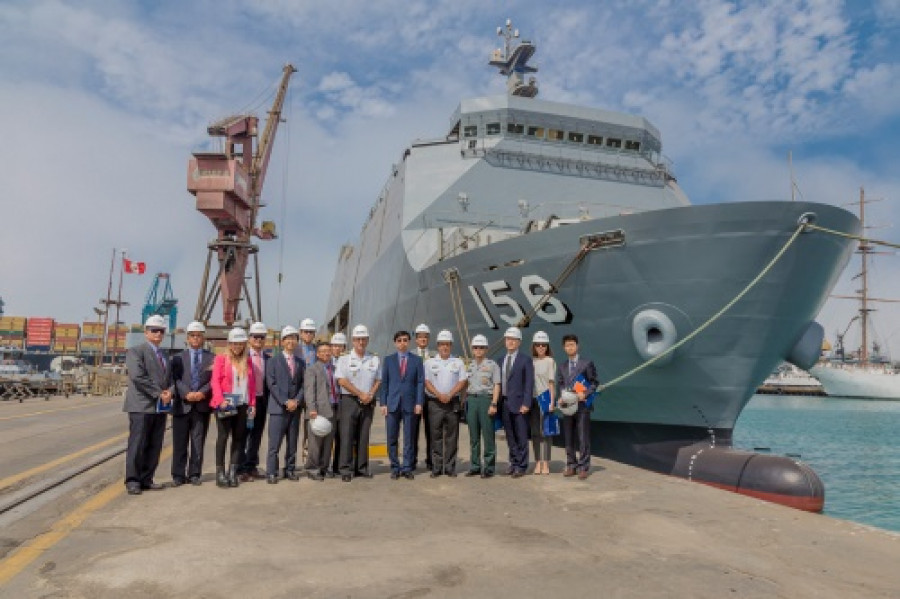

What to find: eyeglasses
left=147, top=328, right=165, bottom=334
left=250, top=334, right=266, bottom=340
left=534, top=343, right=548, bottom=347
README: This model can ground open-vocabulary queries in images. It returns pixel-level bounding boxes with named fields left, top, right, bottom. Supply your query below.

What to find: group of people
left=122, top=314, right=600, bottom=495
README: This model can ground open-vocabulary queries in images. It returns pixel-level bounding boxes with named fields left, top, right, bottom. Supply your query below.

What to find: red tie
left=286, top=354, right=295, bottom=377
left=400, top=355, right=407, bottom=377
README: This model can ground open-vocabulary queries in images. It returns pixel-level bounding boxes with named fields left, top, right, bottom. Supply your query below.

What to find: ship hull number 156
left=467, top=275, right=574, bottom=329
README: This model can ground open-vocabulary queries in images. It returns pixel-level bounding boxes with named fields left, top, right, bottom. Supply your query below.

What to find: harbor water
left=734, top=394, right=900, bottom=532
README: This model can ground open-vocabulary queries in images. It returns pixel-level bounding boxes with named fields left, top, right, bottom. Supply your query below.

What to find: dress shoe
left=267, top=476, right=278, bottom=484
left=341, top=475, right=352, bottom=482
left=445, top=472, right=457, bottom=478
left=238, top=473, right=254, bottom=483
left=308, top=472, right=325, bottom=481
left=126, top=484, right=142, bottom=495
left=228, top=466, right=239, bottom=488
left=401, top=472, right=415, bottom=480
left=251, top=469, right=267, bottom=480
left=578, top=470, right=590, bottom=480
left=171, top=478, right=186, bottom=487
left=216, top=468, right=228, bottom=488
left=190, top=477, right=202, bottom=486
left=325, top=471, right=336, bottom=479
left=480, top=472, right=494, bottom=479
left=390, top=471, right=400, bottom=480
left=465, top=470, right=481, bottom=477
left=430, top=471, right=441, bottom=478
left=285, top=471, right=300, bottom=481
left=355, top=472, right=373, bottom=479
left=563, top=468, right=577, bottom=477
left=142, top=482, right=164, bottom=490
left=511, top=471, right=524, bottom=479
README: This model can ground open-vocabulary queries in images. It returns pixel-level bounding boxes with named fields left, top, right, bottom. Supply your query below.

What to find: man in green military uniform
left=463, top=334, right=501, bottom=478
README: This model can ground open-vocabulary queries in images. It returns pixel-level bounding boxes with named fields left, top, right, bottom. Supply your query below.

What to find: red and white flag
left=123, top=258, right=146, bottom=274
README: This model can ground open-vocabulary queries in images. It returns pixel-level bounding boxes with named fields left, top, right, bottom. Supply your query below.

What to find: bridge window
left=463, top=126, right=478, bottom=138
left=486, top=122, right=501, bottom=135
left=606, top=138, right=622, bottom=148
left=507, top=123, right=524, bottom=135
left=587, top=135, right=603, bottom=146
left=547, top=129, right=564, bottom=141
left=568, top=132, right=584, bottom=143
left=625, top=140, right=641, bottom=151
left=526, top=126, right=545, bottom=138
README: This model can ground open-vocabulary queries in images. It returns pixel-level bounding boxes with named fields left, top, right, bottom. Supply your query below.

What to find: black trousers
left=427, top=398, right=460, bottom=474
left=267, top=410, right=301, bottom=476
left=502, top=407, right=530, bottom=473
left=239, top=394, right=267, bottom=473
left=215, top=406, right=248, bottom=469
left=171, top=409, right=210, bottom=480
left=339, top=396, right=374, bottom=477
left=330, top=401, right=342, bottom=474
left=414, top=404, right=433, bottom=469
left=562, top=404, right=592, bottom=471
left=125, top=412, right=167, bottom=487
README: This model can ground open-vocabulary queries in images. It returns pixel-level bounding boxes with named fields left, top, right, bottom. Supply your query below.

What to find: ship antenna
left=489, top=19, right=539, bottom=98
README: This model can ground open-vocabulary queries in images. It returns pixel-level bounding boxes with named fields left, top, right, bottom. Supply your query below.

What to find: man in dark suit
left=380, top=330, right=424, bottom=479
left=266, top=325, right=305, bottom=483
left=123, top=314, right=174, bottom=495
left=499, top=327, right=534, bottom=478
left=169, top=321, right=214, bottom=486
left=239, top=321, right=271, bottom=481
left=556, top=333, right=600, bottom=479
left=304, top=341, right=337, bottom=480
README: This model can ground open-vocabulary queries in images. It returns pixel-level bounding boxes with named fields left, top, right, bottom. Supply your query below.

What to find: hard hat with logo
left=471, top=334, right=489, bottom=347
left=532, top=331, right=550, bottom=344
left=436, top=330, right=453, bottom=343
left=227, top=327, right=249, bottom=343
left=330, top=332, right=347, bottom=345
left=186, top=321, right=206, bottom=334
left=249, top=322, right=267, bottom=335
left=144, top=314, right=167, bottom=330
left=281, top=325, right=300, bottom=339
left=558, top=390, right=579, bottom=416
left=351, top=324, right=369, bottom=338
left=299, top=318, right=316, bottom=331
left=414, top=323, right=431, bottom=335
left=310, top=415, right=333, bottom=438
left=504, top=326, right=522, bottom=340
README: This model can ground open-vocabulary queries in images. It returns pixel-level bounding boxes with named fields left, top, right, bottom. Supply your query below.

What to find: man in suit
left=556, top=333, right=600, bottom=479
left=123, top=314, right=174, bottom=495
left=304, top=341, right=337, bottom=481
left=380, top=330, right=424, bottom=480
left=239, top=321, right=271, bottom=481
left=170, top=321, right=214, bottom=486
left=499, top=326, right=534, bottom=478
left=265, top=325, right=305, bottom=483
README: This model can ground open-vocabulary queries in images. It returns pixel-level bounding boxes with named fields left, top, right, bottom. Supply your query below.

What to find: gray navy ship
left=324, top=21, right=859, bottom=511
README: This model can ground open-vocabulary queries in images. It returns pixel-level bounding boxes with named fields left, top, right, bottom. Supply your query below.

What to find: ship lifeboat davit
left=671, top=444, right=824, bottom=512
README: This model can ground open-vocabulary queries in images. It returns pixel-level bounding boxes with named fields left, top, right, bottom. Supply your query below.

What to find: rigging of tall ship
left=323, top=20, right=860, bottom=511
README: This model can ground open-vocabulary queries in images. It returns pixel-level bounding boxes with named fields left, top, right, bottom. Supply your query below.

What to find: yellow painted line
left=0, top=445, right=173, bottom=586
left=0, top=400, right=114, bottom=422
left=369, top=443, right=388, bottom=458
left=0, top=431, right=129, bottom=491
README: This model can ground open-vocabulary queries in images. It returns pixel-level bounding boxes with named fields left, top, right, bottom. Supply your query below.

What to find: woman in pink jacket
left=211, top=327, right=257, bottom=488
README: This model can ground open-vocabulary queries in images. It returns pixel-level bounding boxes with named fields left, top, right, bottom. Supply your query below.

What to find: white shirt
left=335, top=351, right=381, bottom=394
left=424, top=356, right=468, bottom=396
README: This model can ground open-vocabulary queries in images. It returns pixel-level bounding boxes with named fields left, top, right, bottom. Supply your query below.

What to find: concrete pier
left=1, top=396, right=899, bottom=598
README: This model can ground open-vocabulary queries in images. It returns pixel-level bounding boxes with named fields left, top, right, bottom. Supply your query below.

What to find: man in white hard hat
left=412, top=323, right=435, bottom=472
left=499, top=327, right=534, bottom=478
left=335, top=324, right=381, bottom=482
left=463, top=334, right=501, bottom=478
left=555, top=334, right=600, bottom=480
left=423, top=330, right=468, bottom=477
left=328, top=332, right=347, bottom=477
left=170, top=321, right=215, bottom=486
left=303, top=340, right=336, bottom=480
left=122, top=314, right=174, bottom=495
left=380, top=330, right=424, bottom=480
left=238, top=322, right=271, bottom=481
left=265, top=325, right=305, bottom=483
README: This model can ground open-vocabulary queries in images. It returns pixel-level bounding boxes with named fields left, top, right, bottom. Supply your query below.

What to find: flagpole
left=99, top=248, right=116, bottom=367
left=112, top=249, right=127, bottom=364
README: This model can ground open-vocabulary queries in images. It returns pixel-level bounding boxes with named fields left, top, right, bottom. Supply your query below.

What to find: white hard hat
left=330, top=332, right=347, bottom=345
left=436, top=330, right=453, bottom=343
left=249, top=322, right=267, bottom=335
left=471, top=334, right=489, bottom=347
left=299, top=318, right=316, bottom=331
left=144, top=314, right=167, bottom=329
left=558, top=390, right=579, bottom=416
left=414, top=323, right=431, bottom=335
left=281, top=325, right=300, bottom=339
left=310, top=415, right=333, bottom=437
left=227, top=327, right=248, bottom=343
left=504, top=326, right=522, bottom=340
left=532, top=331, right=550, bottom=344
left=351, top=324, right=369, bottom=338
left=186, top=321, right=206, bottom=333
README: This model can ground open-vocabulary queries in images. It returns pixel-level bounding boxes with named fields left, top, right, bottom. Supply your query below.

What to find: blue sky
left=3, top=0, right=900, bottom=356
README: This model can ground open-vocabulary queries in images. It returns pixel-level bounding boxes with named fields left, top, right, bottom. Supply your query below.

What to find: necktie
left=191, top=350, right=200, bottom=391
left=286, top=354, right=295, bottom=377
left=503, top=354, right=512, bottom=396
left=327, top=363, right=337, bottom=403
left=156, top=348, right=165, bottom=371
left=400, top=355, right=407, bottom=377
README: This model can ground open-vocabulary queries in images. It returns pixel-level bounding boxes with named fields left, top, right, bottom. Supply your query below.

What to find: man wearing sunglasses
left=238, top=321, right=271, bottom=481
left=123, top=314, right=174, bottom=495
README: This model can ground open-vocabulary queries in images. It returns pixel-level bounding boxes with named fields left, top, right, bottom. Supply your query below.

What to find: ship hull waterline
left=331, top=200, right=859, bottom=511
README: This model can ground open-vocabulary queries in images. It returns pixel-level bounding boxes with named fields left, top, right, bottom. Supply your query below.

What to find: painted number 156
left=468, top=275, right=573, bottom=329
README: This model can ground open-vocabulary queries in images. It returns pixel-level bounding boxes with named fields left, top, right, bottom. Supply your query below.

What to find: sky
left=2, top=0, right=900, bottom=357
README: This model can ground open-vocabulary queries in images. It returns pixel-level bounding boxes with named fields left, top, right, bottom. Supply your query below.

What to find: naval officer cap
left=186, top=321, right=206, bottom=333
left=144, top=314, right=167, bottom=330
left=504, top=326, right=522, bottom=340
left=351, top=324, right=369, bottom=338
left=281, top=325, right=300, bottom=339
left=249, top=322, right=268, bottom=335
left=436, top=330, right=453, bottom=343
left=414, top=324, right=431, bottom=335
left=471, top=334, right=489, bottom=347
left=330, top=332, right=347, bottom=345
left=299, top=318, right=316, bottom=331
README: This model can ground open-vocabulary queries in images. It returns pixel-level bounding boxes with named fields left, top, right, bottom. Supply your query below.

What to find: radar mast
left=489, top=19, right=539, bottom=98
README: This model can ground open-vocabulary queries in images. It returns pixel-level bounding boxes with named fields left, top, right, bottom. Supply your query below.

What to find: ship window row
left=463, top=121, right=644, bottom=153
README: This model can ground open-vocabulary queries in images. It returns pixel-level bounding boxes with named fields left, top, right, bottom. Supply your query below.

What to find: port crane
left=142, top=273, right=178, bottom=331
left=187, top=64, right=296, bottom=333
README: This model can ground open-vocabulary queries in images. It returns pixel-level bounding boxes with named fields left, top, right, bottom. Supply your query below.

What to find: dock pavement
left=1, top=395, right=899, bottom=598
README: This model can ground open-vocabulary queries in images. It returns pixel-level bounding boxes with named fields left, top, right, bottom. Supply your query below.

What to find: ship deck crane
left=187, top=64, right=296, bottom=334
